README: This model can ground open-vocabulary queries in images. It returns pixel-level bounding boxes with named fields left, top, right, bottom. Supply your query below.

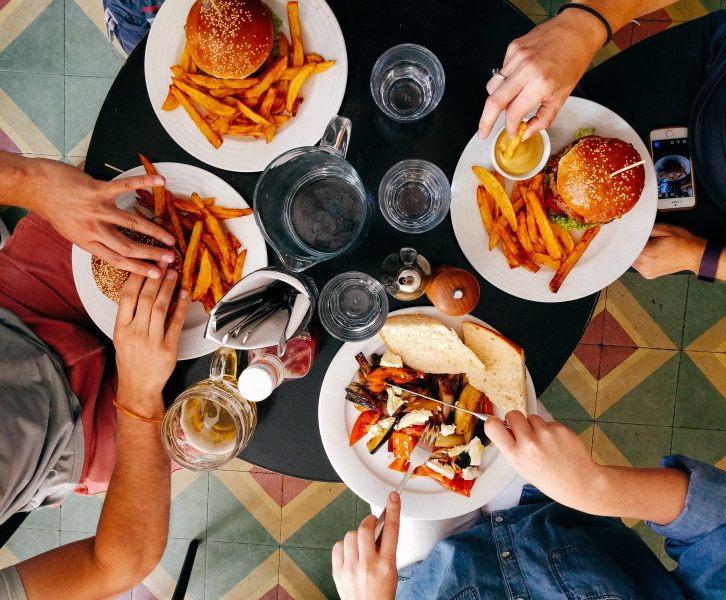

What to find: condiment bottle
left=379, top=248, right=432, bottom=301
left=425, top=266, right=480, bottom=316
left=237, top=328, right=320, bottom=402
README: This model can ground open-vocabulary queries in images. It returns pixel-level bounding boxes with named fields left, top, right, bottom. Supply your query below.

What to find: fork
left=374, top=422, right=438, bottom=541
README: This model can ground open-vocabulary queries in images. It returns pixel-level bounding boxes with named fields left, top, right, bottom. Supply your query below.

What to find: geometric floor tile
left=65, top=0, right=125, bottom=78
left=671, top=427, right=726, bottom=469
left=205, top=541, right=279, bottom=600
left=282, top=487, right=357, bottom=549
left=0, top=528, right=59, bottom=567
left=137, top=538, right=207, bottom=600
left=539, top=344, right=599, bottom=420
left=18, top=505, right=60, bottom=531
left=59, top=491, right=105, bottom=533
left=580, top=290, right=606, bottom=344
left=674, top=352, right=726, bottom=430
left=683, top=277, right=726, bottom=352
left=169, top=471, right=209, bottom=541
left=280, top=547, right=337, bottom=600
left=64, top=74, right=114, bottom=156
left=0, top=0, right=63, bottom=75
left=592, top=423, right=672, bottom=468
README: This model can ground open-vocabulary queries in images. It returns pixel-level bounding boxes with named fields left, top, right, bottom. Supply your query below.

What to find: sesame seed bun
left=91, top=228, right=182, bottom=303
left=186, top=0, right=274, bottom=80
left=544, top=136, right=645, bottom=225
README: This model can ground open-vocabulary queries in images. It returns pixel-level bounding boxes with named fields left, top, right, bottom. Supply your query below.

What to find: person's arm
left=633, top=223, right=726, bottom=281
left=15, top=267, right=189, bottom=599
left=332, top=492, right=400, bottom=600
left=485, top=412, right=688, bottom=525
left=479, top=0, right=678, bottom=140
left=0, top=151, right=176, bottom=278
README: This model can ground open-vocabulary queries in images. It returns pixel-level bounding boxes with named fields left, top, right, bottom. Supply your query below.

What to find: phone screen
left=651, top=138, right=694, bottom=200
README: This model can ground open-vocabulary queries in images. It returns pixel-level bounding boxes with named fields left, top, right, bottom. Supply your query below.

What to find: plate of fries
left=145, top=0, right=347, bottom=172
left=72, top=161, right=268, bottom=360
left=450, top=97, right=657, bottom=302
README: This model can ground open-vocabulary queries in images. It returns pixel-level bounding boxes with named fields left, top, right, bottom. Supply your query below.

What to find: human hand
left=26, top=158, right=177, bottom=278
left=478, top=10, right=604, bottom=140
left=332, top=492, right=400, bottom=600
left=113, top=266, right=189, bottom=417
left=632, top=223, right=706, bottom=279
left=485, top=411, right=604, bottom=511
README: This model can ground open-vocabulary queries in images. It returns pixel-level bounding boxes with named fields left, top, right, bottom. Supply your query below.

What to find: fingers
left=149, top=269, right=179, bottom=340
left=478, top=75, right=527, bottom=139
left=650, top=222, right=681, bottom=237
left=107, top=209, right=176, bottom=246
left=165, top=288, right=190, bottom=346
left=86, top=241, right=162, bottom=279
left=133, top=263, right=168, bottom=329
left=343, top=530, right=358, bottom=564
left=357, top=515, right=377, bottom=561
left=331, top=541, right=344, bottom=572
left=378, top=491, right=400, bottom=561
left=484, top=416, right=516, bottom=453
left=105, top=174, right=165, bottom=195
left=107, top=228, right=176, bottom=264
left=527, top=415, right=548, bottom=430
left=521, top=97, right=563, bottom=140
left=116, top=273, right=145, bottom=327
left=504, top=410, right=531, bottom=438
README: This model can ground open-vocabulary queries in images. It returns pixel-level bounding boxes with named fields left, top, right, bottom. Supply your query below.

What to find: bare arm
left=479, top=0, right=679, bottom=139
left=16, top=268, right=190, bottom=599
left=485, top=412, right=688, bottom=525
left=0, top=150, right=175, bottom=277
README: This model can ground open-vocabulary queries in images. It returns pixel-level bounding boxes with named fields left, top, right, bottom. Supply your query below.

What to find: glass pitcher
left=162, top=347, right=257, bottom=471
left=253, top=116, right=374, bottom=272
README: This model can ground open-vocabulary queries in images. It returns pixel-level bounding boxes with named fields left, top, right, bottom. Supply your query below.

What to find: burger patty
left=543, top=141, right=581, bottom=220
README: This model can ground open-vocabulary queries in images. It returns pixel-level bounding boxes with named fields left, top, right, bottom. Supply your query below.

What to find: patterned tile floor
left=1, top=1, right=725, bottom=598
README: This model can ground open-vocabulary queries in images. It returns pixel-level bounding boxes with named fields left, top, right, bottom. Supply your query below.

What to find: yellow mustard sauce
left=495, top=129, right=544, bottom=176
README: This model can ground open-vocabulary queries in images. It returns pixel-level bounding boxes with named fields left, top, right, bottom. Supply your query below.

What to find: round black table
left=85, top=0, right=597, bottom=481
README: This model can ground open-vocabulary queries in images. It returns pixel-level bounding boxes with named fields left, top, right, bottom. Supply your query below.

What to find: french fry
left=172, top=198, right=252, bottom=219
left=286, top=64, right=314, bottom=113
left=240, top=55, right=288, bottom=99
left=170, top=86, right=222, bottom=148
left=165, top=190, right=187, bottom=253
left=170, top=65, right=201, bottom=89
left=272, top=115, right=290, bottom=126
left=525, top=191, right=562, bottom=260
left=138, top=154, right=165, bottom=217
left=290, top=97, right=304, bottom=116
left=472, top=166, right=517, bottom=230
left=529, top=172, right=544, bottom=193
left=264, top=124, right=276, bottom=143
left=494, top=222, right=540, bottom=273
left=260, top=87, right=276, bottom=120
left=305, top=52, right=324, bottom=63
left=233, top=249, right=247, bottom=283
left=188, top=74, right=259, bottom=89
left=516, top=211, right=533, bottom=253
left=179, top=43, right=194, bottom=72
left=504, top=121, right=527, bottom=159
left=551, top=220, right=575, bottom=254
left=195, top=192, right=233, bottom=271
left=182, top=221, right=203, bottom=293
left=486, top=192, right=501, bottom=250
left=136, top=188, right=154, bottom=212
left=526, top=207, right=540, bottom=246
left=209, top=253, right=224, bottom=303
left=201, top=290, right=216, bottom=314
left=227, top=124, right=265, bottom=136
left=172, top=78, right=236, bottom=116
left=278, top=32, right=290, bottom=61
left=281, top=60, right=335, bottom=80
left=549, top=226, right=600, bottom=293
left=209, top=88, right=241, bottom=98
left=192, top=247, right=212, bottom=301
left=228, top=233, right=241, bottom=250
left=161, top=86, right=179, bottom=111
left=502, top=242, right=520, bottom=269
left=496, top=198, right=525, bottom=228
left=531, top=253, right=561, bottom=270
left=476, top=186, right=494, bottom=235
left=222, top=97, right=272, bottom=127
left=288, top=2, right=304, bottom=66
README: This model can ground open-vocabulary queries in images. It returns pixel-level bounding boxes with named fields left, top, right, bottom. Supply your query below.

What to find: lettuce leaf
left=548, top=210, right=597, bottom=231
left=575, top=127, right=595, bottom=139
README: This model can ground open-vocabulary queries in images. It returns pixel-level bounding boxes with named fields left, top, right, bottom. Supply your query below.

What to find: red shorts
left=0, top=213, right=117, bottom=495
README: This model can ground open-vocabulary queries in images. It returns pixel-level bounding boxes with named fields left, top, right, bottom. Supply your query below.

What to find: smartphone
left=649, top=127, right=696, bottom=211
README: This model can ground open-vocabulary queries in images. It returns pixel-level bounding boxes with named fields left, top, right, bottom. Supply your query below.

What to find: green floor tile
left=660, top=546, right=678, bottom=571
left=282, top=546, right=339, bottom=600
left=540, top=377, right=594, bottom=421
left=205, top=541, right=278, bottom=600
left=559, top=419, right=594, bottom=436
left=354, top=494, right=371, bottom=528
left=64, top=75, right=114, bottom=155
left=64, top=0, right=125, bottom=78
left=5, top=528, right=60, bottom=562
left=60, top=530, right=92, bottom=545
left=60, top=492, right=104, bottom=533
left=597, top=353, right=679, bottom=426
left=0, top=71, right=64, bottom=154
left=671, top=428, right=726, bottom=465
left=595, top=422, right=672, bottom=467
left=282, top=489, right=357, bottom=550
left=683, top=276, right=726, bottom=350
left=631, top=520, right=663, bottom=561
left=0, top=0, right=64, bottom=74
left=156, top=538, right=207, bottom=600
left=674, top=353, right=726, bottom=430
left=207, top=473, right=278, bottom=545
left=169, top=472, right=209, bottom=541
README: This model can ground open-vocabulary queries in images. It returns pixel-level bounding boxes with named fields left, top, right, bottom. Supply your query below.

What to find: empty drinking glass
left=318, top=272, right=388, bottom=342
left=370, top=44, right=445, bottom=122
left=378, top=159, right=451, bottom=233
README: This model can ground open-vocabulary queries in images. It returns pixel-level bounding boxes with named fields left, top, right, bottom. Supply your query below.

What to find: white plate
left=450, top=97, right=657, bottom=303
left=71, top=163, right=268, bottom=360
left=145, top=0, right=348, bottom=172
left=318, top=306, right=537, bottom=520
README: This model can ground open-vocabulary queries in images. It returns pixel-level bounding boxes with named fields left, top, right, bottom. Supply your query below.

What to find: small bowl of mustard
left=490, top=124, right=550, bottom=181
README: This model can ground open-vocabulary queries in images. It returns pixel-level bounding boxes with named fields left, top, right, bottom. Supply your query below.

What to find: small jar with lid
left=237, top=328, right=320, bottom=402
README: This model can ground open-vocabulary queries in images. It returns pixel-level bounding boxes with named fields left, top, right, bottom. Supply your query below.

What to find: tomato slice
left=349, top=410, right=381, bottom=446
left=399, top=425, right=425, bottom=437
left=417, top=465, right=476, bottom=497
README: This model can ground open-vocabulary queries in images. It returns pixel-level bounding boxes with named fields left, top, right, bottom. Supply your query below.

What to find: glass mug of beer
left=162, top=347, right=257, bottom=470
left=253, top=116, right=374, bottom=272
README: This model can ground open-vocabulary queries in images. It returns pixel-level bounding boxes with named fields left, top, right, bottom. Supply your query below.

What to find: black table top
left=85, top=0, right=598, bottom=481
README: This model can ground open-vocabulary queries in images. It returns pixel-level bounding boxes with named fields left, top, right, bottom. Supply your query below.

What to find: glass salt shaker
left=379, top=247, right=432, bottom=301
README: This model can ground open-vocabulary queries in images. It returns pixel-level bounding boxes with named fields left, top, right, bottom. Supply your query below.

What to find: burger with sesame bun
left=92, top=228, right=183, bottom=302
left=544, top=135, right=646, bottom=231
left=185, top=0, right=283, bottom=80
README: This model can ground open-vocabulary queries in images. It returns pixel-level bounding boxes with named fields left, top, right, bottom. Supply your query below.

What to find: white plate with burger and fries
left=319, top=307, right=537, bottom=520
left=72, top=161, right=268, bottom=360
left=145, top=0, right=347, bottom=172
left=451, top=96, right=657, bottom=303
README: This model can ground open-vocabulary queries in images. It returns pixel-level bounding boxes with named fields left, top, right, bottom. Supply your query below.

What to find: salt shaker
left=379, top=248, right=432, bottom=301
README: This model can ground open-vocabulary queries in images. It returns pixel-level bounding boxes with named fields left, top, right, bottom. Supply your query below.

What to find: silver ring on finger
left=491, top=68, right=506, bottom=81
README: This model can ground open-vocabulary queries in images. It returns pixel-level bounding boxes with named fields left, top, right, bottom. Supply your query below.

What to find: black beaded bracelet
left=557, top=3, right=613, bottom=47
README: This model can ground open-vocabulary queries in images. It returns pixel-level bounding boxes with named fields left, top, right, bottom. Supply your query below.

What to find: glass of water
left=370, top=44, right=445, bottom=122
left=318, top=272, right=389, bottom=342
left=378, top=159, right=451, bottom=233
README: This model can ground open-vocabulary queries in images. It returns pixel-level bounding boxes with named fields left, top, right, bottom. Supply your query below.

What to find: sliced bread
left=462, top=322, right=527, bottom=414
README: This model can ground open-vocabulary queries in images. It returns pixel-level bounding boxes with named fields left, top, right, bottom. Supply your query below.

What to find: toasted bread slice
left=462, top=322, right=527, bottom=414
left=379, top=314, right=487, bottom=387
